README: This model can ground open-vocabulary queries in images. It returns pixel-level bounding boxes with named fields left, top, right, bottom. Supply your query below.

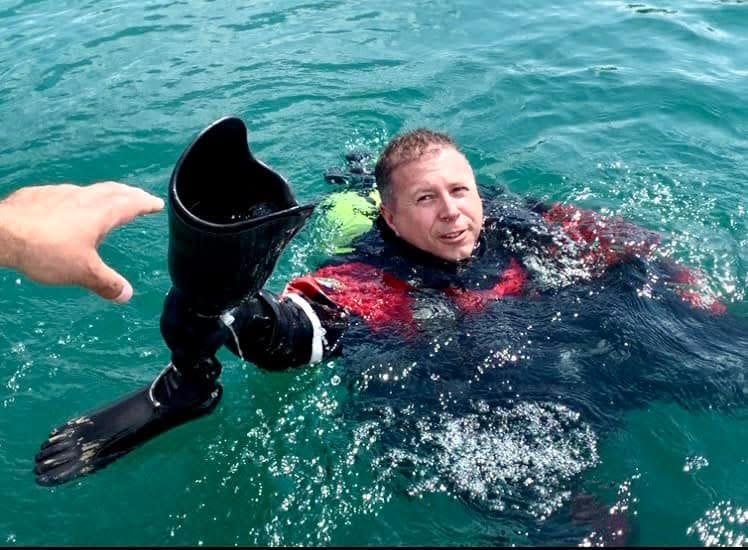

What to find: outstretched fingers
left=94, top=182, right=165, bottom=235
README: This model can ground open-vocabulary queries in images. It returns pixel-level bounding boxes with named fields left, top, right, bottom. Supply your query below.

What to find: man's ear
left=380, top=204, right=399, bottom=236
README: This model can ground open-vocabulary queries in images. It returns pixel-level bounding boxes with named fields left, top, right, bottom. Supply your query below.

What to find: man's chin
left=436, top=244, right=475, bottom=262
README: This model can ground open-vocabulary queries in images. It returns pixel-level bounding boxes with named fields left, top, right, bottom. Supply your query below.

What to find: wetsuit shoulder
left=286, top=262, right=415, bottom=332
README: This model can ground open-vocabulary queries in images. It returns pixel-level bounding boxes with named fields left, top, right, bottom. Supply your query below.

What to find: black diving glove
left=223, top=290, right=341, bottom=370
left=33, top=290, right=229, bottom=486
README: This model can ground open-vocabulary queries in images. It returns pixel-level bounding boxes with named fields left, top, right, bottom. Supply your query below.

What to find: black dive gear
left=223, top=289, right=347, bottom=370
left=34, top=116, right=314, bottom=486
left=324, top=149, right=376, bottom=189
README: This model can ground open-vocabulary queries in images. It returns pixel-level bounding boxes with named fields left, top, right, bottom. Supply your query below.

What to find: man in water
left=202, top=129, right=722, bottom=370
left=35, top=126, right=739, bottom=544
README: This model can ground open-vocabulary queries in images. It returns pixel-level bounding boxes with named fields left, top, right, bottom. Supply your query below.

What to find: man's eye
left=452, top=186, right=468, bottom=194
left=416, top=194, right=434, bottom=203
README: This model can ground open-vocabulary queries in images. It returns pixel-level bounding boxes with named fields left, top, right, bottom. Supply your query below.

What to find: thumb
left=83, top=254, right=134, bottom=303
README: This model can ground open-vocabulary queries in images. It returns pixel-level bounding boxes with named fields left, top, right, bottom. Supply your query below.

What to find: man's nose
left=439, top=195, right=460, bottom=220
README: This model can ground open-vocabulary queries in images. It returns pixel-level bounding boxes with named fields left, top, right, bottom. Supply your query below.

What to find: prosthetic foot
left=34, top=358, right=222, bottom=486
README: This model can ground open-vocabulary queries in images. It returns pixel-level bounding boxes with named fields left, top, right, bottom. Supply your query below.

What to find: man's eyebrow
left=408, top=183, right=435, bottom=194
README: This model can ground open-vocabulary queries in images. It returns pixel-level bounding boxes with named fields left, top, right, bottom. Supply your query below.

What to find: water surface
left=1, top=0, right=746, bottom=546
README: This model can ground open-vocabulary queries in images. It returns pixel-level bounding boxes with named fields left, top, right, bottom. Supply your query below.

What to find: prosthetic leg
left=34, top=117, right=314, bottom=485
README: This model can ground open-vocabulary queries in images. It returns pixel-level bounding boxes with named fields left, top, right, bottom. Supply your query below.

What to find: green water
left=1, top=0, right=747, bottom=546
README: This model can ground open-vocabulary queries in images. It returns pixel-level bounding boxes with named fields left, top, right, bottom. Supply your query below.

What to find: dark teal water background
left=1, top=0, right=746, bottom=545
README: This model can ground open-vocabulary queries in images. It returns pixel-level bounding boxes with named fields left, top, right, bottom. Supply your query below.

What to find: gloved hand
left=223, top=290, right=343, bottom=370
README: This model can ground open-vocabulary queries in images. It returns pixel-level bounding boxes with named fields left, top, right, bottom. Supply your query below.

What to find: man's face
left=381, top=146, right=484, bottom=262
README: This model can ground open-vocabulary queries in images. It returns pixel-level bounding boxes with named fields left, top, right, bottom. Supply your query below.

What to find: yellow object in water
left=317, top=189, right=380, bottom=254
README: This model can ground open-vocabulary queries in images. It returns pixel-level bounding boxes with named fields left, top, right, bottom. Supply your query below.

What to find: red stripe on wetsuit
left=285, top=260, right=528, bottom=332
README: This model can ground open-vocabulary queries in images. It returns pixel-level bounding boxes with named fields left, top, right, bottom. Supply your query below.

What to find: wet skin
left=380, top=146, right=484, bottom=262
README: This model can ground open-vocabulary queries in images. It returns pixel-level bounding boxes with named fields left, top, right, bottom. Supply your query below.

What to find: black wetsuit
left=223, top=196, right=746, bottom=544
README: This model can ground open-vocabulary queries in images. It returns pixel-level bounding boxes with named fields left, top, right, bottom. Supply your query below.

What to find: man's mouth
left=440, top=229, right=467, bottom=242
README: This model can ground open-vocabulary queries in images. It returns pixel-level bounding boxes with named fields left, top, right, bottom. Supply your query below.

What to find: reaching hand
left=0, top=181, right=164, bottom=302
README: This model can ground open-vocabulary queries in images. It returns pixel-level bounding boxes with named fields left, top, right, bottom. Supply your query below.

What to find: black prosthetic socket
left=168, top=116, right=314, bottom=315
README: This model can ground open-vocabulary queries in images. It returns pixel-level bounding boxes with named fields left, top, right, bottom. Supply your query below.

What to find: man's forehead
left=390, top=146, right=472, bottom=187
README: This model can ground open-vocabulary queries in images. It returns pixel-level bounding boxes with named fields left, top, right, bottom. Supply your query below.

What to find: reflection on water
left=374, top=402, right=598, bottom=518
left=688, top=501, right=747, bottom=547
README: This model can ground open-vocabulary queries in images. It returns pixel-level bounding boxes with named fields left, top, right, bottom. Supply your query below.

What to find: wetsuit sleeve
left=656, top=259, right=727, bottom=314
left=225, top=287, right=348, bottom=371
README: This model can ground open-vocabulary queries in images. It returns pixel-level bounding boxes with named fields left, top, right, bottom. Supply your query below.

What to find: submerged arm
left=525, top=200, right=726, bottom=313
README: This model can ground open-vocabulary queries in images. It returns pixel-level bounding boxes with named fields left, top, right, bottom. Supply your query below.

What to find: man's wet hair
left=374, top=129, right=460, bottom=206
